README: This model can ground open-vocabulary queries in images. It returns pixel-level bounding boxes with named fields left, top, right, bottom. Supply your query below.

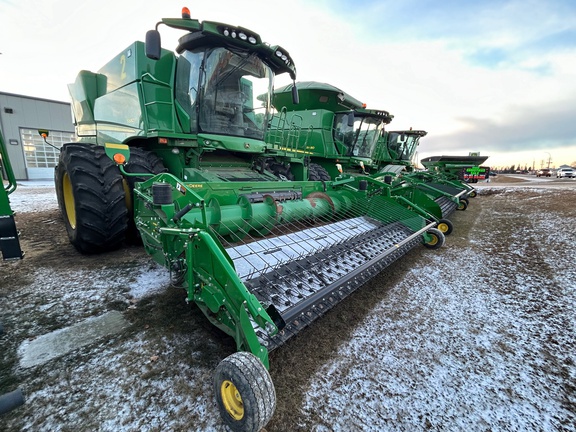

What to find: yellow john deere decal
left=186, top=184, right=204, bottom=189
left=276, top=147, right=313, bottom=155
left=105, top=143, right=130, bottom=150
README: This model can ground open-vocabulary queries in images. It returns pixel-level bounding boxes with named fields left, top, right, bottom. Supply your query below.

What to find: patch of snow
left=127, top=264, right=171, bottom=300
left=8, top=183, right=58, bottom=213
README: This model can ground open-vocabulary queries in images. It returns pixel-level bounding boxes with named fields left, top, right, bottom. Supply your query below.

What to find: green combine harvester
left=270, top=81, right=458, bottom=235
left=57, top=9, right=447, bottom=431
left=0, top=129, right=24, bottom=260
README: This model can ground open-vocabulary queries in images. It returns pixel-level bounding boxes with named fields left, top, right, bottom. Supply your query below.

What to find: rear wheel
left=122, top=147, right=167, bottom=243
left=214, top=352, right=276, bottom=432
left=423, top=227, right=445, bottom=249
left=308, top=163, right=331, bottom=181
left=55, top=143, right=128, bottom=254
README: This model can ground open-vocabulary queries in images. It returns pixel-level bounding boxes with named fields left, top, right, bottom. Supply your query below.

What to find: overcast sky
left=1, top=0, right=575, bottom=168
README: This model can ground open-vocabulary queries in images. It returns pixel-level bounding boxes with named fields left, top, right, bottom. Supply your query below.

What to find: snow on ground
left=2, top=180, right=575, bottom=431
left=9, top=181, right=58, bottom=213
left=300, top=187, right=576, bottom=431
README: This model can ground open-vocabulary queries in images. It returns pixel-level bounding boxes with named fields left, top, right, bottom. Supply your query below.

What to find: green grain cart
left=420, top=154, right=490, bottom=200
left=58, top=9, right=446, bottom=431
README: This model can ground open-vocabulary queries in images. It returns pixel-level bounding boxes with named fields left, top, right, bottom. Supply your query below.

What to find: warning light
left=158, top=137, right=168, bottom=144
left=113, top=153, right=126, bottom=164
left=362, top=103, right=367, bottom=108
left=182, top=7, right=191, bottom=19
left=336, top=163, right=343, bottom=173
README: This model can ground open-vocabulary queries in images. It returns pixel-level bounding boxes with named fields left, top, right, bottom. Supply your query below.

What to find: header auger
left=57, top=9, right=447, bottom=431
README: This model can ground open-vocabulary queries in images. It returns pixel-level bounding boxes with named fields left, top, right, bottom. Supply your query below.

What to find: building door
left=20, top=128, right=76, bottom=180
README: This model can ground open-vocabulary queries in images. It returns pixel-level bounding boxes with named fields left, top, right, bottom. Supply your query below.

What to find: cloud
left=427, top=98, right=576, bottom=152
left=1, top=0, right=575, bottom=168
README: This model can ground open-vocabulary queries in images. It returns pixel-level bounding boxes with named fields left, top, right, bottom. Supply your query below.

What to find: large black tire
left=214, top=352, right=276, bottom=432
left=55, top=143, right=128, bottom=254
left=122, top=147, right=167, bottom=244
left=308, top=163, right=331, bottom=181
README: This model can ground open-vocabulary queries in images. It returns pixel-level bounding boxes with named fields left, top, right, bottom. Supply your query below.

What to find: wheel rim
left=62, top=172, right=77, bottom=229
left=437, top=222, right=449, bottom=233
left=221, top=380, right=244, bottom=420
left=426, top=234, right=439, bottom=246
left=122, top=178, right=132, bottom=212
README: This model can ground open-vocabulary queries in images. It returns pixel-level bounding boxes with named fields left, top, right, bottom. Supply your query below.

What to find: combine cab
left=0, top=129, right=24, bottom=260
left=58, top=10, right=446, bottom=431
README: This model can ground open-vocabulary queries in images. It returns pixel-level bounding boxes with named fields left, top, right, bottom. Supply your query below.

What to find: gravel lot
left=1, top=175, right=575, bottom=431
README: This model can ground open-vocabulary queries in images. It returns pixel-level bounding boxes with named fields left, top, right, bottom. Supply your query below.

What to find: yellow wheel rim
left=437, top=222, right=449, bottom=233
left=62, top=172, right=77, bottom=229
left=427, top=234, right=439, bottom=246
left=221, top=380, right=244, bottom=420
left=122, top=178, right=132, bottom=212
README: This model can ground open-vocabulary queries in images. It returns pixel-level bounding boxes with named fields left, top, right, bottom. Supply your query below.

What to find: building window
left=20, top=128, right=75, bottom=168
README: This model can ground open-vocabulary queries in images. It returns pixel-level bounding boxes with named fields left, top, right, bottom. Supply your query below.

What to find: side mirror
left=145, top=30, right=161, bottom=60
left=291, top=83, right=299, bottom=105
left=347, top=112, right=355, bottom=127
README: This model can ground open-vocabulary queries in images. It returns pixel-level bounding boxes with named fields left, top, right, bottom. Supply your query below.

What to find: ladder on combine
left=0, top=129, right=24, bottom=260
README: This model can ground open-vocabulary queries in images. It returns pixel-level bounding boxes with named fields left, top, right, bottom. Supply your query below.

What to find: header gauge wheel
left=214, top=352, right=276, bottom=432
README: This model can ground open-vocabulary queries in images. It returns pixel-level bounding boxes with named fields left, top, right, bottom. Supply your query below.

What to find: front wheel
left=55, top=143, right=128, bottom=254
left=308, top=163, right=331, bottom=181
left=423, top=227, right=445, bottom=249
left=214, top=352, right=276, bottom=432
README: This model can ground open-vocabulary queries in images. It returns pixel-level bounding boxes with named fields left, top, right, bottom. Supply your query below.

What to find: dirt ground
left=1, top=175, right=575, bottom=431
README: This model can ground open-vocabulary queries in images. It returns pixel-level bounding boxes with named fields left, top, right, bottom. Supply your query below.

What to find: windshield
left=333, top=113, right=383, bottom=157
left=175, top=48, right=273, bottom=139
left=387, top=133, right=419, bottom=162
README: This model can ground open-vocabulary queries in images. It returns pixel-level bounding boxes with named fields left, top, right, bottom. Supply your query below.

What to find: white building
left=0, top=92, right=75, bottom=180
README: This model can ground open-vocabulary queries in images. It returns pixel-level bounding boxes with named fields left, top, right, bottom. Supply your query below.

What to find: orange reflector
left=113, top=153, right=126, bottom=164
left=362, top=103, right=367, bottom=108
left=158, top=137, right=168, bottom=144
left=41, top=133, right=47, bottom=138
left=182, top=7, right=191, bottom=18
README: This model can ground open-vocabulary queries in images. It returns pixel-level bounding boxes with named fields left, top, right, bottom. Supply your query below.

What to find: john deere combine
left=57, top=9, right=446, bottom=431
left=270, top=82, right=458, bottom=235
left=0, top=129, right=24, bottom=260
